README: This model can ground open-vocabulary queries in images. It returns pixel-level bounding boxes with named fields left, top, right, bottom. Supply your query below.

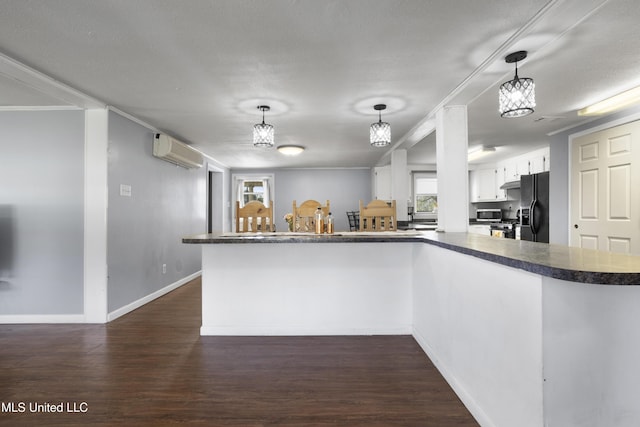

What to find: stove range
left=489, top=220, right=518, bottom=238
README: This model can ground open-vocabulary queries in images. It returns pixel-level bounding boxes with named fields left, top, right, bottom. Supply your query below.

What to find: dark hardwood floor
left=0, top=277, right=478, bottom=426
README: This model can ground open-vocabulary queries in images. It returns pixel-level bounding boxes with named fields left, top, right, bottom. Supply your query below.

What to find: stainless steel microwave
left=476, top=208, right=502, bottom=222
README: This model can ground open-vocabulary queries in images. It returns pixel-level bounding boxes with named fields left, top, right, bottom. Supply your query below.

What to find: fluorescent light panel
left=578, top=86, right=640, bottom=116
left=468, top=146, right=495, bottom=162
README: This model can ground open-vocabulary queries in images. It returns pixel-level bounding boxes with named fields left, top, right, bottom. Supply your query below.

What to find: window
left=416, top=193, right=438, bottom=213
left=413, top=173, right=437, bottom=219
left=232, top=174, right=274, bottom=208
left=242, top=181, right=265, bottom=204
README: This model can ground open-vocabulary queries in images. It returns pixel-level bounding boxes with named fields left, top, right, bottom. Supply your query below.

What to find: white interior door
left=570, top=120, right=640, bottom=254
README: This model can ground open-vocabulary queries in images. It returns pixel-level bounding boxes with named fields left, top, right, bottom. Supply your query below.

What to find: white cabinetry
left=495, top=166, right=506, bottom=200
left=517, top=158, right=531, bottom=178
left=468, top=224, right=491, bottom=235
left=498, top=147, right=550, bottom=183
left=529, top=148, right=550, bottom=174
left=469, top=168, right=497, bottom=202
left=504, top=161, right=519, bottom=182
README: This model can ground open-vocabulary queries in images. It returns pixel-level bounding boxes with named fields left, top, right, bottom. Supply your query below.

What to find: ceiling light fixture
left=578, top=86, right=640, bottom=116
left=468, top=145, right=496, bottom=162
left=253, top=105, right=274, bottom=147
left=370, top=104, right=391, bottom=147
left=277, top=145, right=305, bottom=156
left=499, top=51, right=536, bottom=118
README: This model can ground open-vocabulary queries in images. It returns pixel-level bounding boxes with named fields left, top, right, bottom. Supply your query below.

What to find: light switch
left=120, top=184, right=132, bottom=197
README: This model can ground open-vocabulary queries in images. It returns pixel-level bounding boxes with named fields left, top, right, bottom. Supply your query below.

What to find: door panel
left=608, top=163, right=630, bottom=220
left=571, top=121, right=640, bottom=255
left=579, top=169, right=598, bottom=219
left=580, top=235, right=598, bottom=250
left=608, top=237, right=630, bottom=254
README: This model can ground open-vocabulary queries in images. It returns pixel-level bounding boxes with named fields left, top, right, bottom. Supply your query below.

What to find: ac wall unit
left=153, top=134, right=204, bottom=169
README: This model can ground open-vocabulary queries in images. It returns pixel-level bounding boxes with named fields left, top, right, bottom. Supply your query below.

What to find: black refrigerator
left=520, top=171, right=549, bottom=243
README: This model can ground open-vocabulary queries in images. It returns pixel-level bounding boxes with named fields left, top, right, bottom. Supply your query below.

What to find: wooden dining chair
left=292, top=199, right=330, bottom=232
left=235, top=200, right=274, bottom=232
left=359, top=200, right=397, bottom=231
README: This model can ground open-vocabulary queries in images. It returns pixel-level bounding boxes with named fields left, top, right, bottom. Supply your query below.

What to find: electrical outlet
left=120, top=184, right=132, bottom=197
left=162, top=264, right=167, bottom=274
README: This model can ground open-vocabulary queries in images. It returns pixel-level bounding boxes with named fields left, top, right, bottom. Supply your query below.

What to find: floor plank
left=0, top=277, right=478, bottom=426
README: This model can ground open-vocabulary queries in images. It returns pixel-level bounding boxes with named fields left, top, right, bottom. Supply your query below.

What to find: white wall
left=412, top=244, right=543, bottom=427
left=0, top=109, right=230, bottom=322
left=543, top=278, right=640, bottom=427
left=106, top=111, right=210, bottom=313
left=0, top=110, right=85, bottom=319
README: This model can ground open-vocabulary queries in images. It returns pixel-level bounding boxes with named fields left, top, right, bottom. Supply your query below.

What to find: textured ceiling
left=0, top=0, right=639, bottom=168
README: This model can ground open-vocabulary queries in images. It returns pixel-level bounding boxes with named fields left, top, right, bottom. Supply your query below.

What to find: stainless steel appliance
left=520, top=171, right=549, bottom=243
left=490, top=221, right=517, bottom=239
left=476, top=208, right=502, bottom=222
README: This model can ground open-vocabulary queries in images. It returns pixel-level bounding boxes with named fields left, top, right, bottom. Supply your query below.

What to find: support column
left=436, top=106, right=469, bottom=232
left=391, top=149, right=409, bottom=222
left=84, top=108, right=109, bottom=323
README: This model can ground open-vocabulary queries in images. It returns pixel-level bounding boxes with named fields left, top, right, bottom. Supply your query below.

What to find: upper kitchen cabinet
left=471, top=147, right=550, bottom=203
left=498, top=147, right=550, bottom=184
left=469, top=168, right=498, bottom=202
left=529, top=147, right=550, bottom=174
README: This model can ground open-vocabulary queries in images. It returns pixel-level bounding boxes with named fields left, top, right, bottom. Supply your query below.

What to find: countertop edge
left=183, top=232, right=640, bottom=285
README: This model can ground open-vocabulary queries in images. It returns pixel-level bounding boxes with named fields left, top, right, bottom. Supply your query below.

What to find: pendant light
left=499, top=51, right=536, bottom=118
left=253, top=105, right=274, bottom=147
left=370, top=104, right=391, bottom=147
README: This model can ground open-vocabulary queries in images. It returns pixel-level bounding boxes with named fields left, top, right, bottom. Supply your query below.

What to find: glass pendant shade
left=499, top=76, right=536, bottom=118
left=499, top=51, right=535, bottom=118
left=370, top=121, right=391, bottom=146
left=253, top=105, right=274, bottom=147
left=370, top=104, right=391, bottom=147
left=253, top=122, right=274, bottom=147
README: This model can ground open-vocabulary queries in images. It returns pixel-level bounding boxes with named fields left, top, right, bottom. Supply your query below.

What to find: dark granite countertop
left=182, top=231, right=423, bottom=244
left=183, top=231, right=640, bottom=285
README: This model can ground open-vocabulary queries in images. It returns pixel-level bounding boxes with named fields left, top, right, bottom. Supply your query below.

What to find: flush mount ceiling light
left=277, top=145, right=305, bottom=156
left=468, top=145, right=496, bottom=162
left=253, top=105, right=274, bottom=147
left=499, top=51, right=536, bottom=118
left=578, top=86, right=640, bottom=116
left=370, top=104, right=391, bottom=147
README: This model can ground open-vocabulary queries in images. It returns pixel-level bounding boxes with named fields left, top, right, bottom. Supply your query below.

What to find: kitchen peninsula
left=184, top=231, right=640, bottom=427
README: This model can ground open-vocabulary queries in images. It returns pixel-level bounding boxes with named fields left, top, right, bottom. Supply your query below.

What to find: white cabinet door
left=530, top=155, right=545, bottom=174
left=516, top=158, right=531, bottom=178
left=495, top=167, right=506, bottom=200
left=468, top=224, right=491, bottom=235
left=529, top=148, right=549, bottom=174
left=470, top=169, right=496, bottom=201
left=504, top=161, right=519, bottom=182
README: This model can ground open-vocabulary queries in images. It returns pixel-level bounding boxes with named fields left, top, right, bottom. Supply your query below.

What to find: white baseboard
left=200, top=325, right=412, bottom=336
left=0, top=314, right=86, bottom=324
left=0, top=272, right=201, bottom=324
left=412, top=328, right=491, bottom=427
left=107, top=271, right=201, bottom=322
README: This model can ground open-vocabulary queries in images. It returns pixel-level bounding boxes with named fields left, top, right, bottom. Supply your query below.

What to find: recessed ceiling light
left=277, top=145, right=305, bottom=156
